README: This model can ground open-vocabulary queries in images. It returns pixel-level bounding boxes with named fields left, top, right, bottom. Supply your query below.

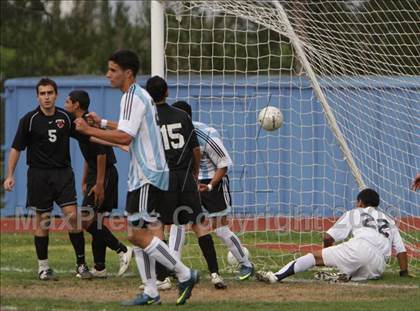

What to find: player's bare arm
left=199, top=167, right=227, bottom=192
left=86, top=112, right=118, bottom=130
left=323, top=233, right=335, bottom=248
left=88, top=154, right=106, bottom=207
left=397, top=252, right=409, bottom=276
left=75, top=117, right=132, bottom=146
left=3, top=148, right=21, bottom=191
left=89, top=136, right=129, bottom=152
left=82, top=161, right=89, bottom=194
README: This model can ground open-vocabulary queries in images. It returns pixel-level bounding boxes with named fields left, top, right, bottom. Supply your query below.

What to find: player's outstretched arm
left=397, top=252, right=409, bottom=277
left=86, top=112, right=118, bottom=130
left=75, top=118, right=132, bottom=146
left=3, top=148, right=21, bottom=191
left=322, top=233, right=335, bottom=248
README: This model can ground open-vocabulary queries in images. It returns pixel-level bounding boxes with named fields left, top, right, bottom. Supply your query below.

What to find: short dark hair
left=146, top=76, right=168, bottom=103
left=357, top=188, right=380, bottom=207
left=108, top=49, right=140, bottom=76
left=36, top=78, right=57, bottom=95
left=69, top=90, right=90, bottom=111
left=172, top=101, right=192, bottom=118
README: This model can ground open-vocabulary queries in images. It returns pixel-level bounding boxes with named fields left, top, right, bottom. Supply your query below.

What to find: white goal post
left=151, top=0, right=419, bottom=272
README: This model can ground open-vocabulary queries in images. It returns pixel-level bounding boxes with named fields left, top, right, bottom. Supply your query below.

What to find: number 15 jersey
left=327, top=207, right=406, bottom=260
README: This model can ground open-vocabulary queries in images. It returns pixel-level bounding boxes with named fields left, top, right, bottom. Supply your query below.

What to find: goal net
left=161, top=0, right=419, bottom=272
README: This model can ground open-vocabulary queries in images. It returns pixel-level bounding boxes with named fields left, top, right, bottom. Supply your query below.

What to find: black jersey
left=12, top=106, right=75, bottom=169
left=156, top=103, right=199, bottom=171
left=72, top=112, right=117, bottom=174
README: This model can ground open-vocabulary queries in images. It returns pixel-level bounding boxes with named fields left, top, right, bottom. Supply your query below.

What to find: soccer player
left=145, top=76, right=227, bottom=290
left=256, top=188, right=409, bottom=283
left=3, top=78, right=91, bottom=280
left=73, top=49, right=198, bottom=306
left=171, top=101, right=254, bottom=281
left=64, top=90, right=133, bottom=278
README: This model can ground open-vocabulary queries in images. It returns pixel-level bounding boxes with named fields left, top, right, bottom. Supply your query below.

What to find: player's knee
left=214, top=225, right=231, bottom=239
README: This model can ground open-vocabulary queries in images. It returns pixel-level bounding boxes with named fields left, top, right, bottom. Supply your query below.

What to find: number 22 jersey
left=327, top=207, right=406, bottom=260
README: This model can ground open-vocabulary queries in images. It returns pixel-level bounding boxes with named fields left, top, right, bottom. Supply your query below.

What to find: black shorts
left=125, top=183, right=163, bottom=227
left=200, top=176, right=231, bottom=216
left=158, top=170, right=204, bottom=225
left=26, top=167, right=77, bottom=213
left=82, top=165, right=118, bottom=213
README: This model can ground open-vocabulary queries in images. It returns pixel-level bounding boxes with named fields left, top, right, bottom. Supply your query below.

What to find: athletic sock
left=169, top=225, right=185, bottom=259
left=86, top=221, right=106, bottom=269
left=275, top=253, right=316, bottom=281
left=68, top=232, right=86, bottom=265
left=100, top=224, right=127, bottom=253
left=133, top=247, right=158, bottom=298
left=215, top=226, right=252, bottom=267
left=38, top=259, right=49, bottom=274
left=198, top=234, right=219, bottom=274
left=34, top=235, right=49, bottom=261
left=144, top=237, right=190, bottom=282
left=155, top=240, right=171, bottom=281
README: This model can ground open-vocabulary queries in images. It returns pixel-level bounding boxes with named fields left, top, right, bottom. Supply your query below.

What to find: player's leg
left=256, top=251, right=320, bottom=283
left=55, top=167, right=91, bottom=279
left=169, top=224, right=186, bottom=259
left=213, top=216, right=253, bottom=279
left=81, top=208, right=108, bottom=278
left=124, top=184, right=199, bottom=305
left=177, top=170, right=225, bottom=289
left=122, top=246, right=161, bottom=306
left=27, top=167, right=57, bottom=280
left=34, top=211, right=57, bottom=280
left=202, top=176, right=254, bottom=280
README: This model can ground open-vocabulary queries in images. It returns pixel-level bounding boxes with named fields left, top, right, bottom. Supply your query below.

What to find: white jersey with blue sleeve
left=326, top=207, right=406, bottom=260
left=193, top=121, right=232, bottom=180
left=117, top=83, right=169, bottom=191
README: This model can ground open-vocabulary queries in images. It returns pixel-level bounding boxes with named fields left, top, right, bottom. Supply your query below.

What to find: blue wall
left=2, top=75, right=419, bottom=217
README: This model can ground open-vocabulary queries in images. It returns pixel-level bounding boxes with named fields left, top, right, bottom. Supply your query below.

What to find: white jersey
left=327, top=207, right=406, bottom=260
left=117, top=83, right=169, bottom=191
left=193, top=121, right=233, bottom=180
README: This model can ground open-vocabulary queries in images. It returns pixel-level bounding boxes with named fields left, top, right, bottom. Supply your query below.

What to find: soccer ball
left=258, top=106, right=283, bottom=131
left=227, top=247, right=250, bottom=266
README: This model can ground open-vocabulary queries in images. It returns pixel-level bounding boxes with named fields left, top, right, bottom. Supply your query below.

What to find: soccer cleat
left=76, top=264, right=93, bottom=279
left=121, top=293, right=161, bottom=306
left=139, top=277, right=173, bottom=291
left=91, top=267, right=107, bottom=278
left=238, top=264, right=254, bottom=281
left=314, top=271, right=350, bottom=283
left=176, top=269, right=200, bottom=305
left=117, top=246, right=133, bottom=276
left=255, top=270, right=278, bottom=284
left=38, top=268, right=58, bottom=281
left=211, top=273, right=227, bottom=289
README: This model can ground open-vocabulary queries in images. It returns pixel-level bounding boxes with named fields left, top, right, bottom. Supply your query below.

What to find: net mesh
left=163, top=0, right=419, bottom=272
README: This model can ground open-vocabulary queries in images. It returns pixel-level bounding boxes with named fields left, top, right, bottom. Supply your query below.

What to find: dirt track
left=1, top=278, right=419, bottom=304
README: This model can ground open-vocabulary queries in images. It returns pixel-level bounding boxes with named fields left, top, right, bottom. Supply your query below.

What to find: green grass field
left=1, top=231, right=419, bottom=310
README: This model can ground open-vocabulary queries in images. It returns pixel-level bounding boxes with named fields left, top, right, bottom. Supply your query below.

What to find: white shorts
left=322, top=238, right=386, bottom=281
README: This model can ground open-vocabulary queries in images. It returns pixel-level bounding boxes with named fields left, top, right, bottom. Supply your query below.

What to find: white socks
left=214, top=226, right=252, bottom=267
left=144, top=237, right=190, bottom=282
left=133, top=247, right=158, bottom=298
left=294, top=253, right=316, bottom=273
left=38, top=259, right=49, bottom=273
left=275, top=253, right=316, bottom=276
left=169, top=225, right=185, bottom=260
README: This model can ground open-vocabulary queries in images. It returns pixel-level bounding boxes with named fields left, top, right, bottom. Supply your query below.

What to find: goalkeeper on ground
left=256, top=188, right=409, bottom=283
